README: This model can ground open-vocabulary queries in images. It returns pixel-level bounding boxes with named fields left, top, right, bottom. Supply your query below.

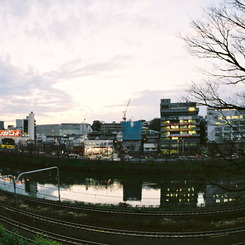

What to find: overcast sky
left=0, top=0, right=221, bottom=126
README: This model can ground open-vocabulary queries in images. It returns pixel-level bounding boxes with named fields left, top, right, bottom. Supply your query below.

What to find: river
left=0, top=164, right=244, bottom=209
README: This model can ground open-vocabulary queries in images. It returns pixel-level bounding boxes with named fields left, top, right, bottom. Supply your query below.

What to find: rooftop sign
left=0, top=130, right=22, bottom=137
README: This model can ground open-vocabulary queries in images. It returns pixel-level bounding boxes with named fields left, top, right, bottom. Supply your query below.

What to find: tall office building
left=160, top=99, right=201, bottom=155
left=27, top=112, right=35, bottom=141
left=16, top=112, right=36, bottom=140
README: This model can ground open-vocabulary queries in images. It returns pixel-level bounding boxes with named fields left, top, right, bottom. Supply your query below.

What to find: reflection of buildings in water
left=24, top=178, right=38, bottom=197
left=123, top=181, right=142, bottom=201
left=205, top=181, right=245, bottom=207
left=160, top=180, right=203, bottom=208
left=197, top=192, right=205, bottom=207
left=85, top=178, right=114, bottom=189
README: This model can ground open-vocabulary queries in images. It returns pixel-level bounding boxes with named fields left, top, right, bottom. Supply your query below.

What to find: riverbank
left=0, top=151, right=244, bottom=177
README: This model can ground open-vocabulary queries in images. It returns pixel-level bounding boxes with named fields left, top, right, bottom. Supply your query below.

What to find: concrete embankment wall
left=0, top=151, right=243, bottom=176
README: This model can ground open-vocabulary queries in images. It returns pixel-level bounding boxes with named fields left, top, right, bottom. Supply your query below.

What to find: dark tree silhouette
left=181, top=0, right=245, bottom=110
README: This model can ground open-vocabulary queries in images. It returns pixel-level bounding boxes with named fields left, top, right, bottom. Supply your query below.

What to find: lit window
left=188, top=107, right=195, bottom=112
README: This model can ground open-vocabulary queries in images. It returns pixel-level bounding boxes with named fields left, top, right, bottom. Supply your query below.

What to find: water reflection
left=0, top=167, right=244, bottom=209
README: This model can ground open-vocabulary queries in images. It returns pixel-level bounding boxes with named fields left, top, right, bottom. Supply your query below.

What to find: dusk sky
left=0, top=0, right=222, bottom=126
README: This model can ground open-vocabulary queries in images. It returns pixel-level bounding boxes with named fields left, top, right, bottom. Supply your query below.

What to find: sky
left=0, top=0, right=222, bottom=126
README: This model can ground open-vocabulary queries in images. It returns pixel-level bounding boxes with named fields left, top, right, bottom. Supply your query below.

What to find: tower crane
left=123, top=99, right=131, bottom=121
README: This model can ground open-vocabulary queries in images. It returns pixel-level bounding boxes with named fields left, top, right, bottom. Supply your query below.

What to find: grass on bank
left=0, top=224, right=61, bottom=245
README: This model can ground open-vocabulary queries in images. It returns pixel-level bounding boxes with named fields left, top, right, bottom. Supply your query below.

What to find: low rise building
left=84, top=139, right=114, bottom=159
left=122, top=121, right=143, bottom=156
left=36, top=123, right=92, bottom=137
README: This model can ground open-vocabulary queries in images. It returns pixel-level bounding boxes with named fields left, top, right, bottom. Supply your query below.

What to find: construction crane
left=123, top=99, right=131, bottom=121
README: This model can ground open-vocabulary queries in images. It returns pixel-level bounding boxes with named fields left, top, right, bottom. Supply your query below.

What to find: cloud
left=0, top=0, right=223, bottom=125
left=102, top=89, right=188, bottom=122
left=0, top=60, right=74, bottom=117
left=47, top=55, right=132, bottom=80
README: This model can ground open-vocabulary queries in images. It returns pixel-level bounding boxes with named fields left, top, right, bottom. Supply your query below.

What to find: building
left=160, top=99, right=201, bottom=155
left=16, top=112, right=36, bottom=141
left=27, top=112, right=35, bottom=141
left=0, top=121, right=4, bottom=130
left=142, top=129, right=160, bottom=155
left=36, top=123, right=92, bottom=137
left=101, top=122, right=122, bottom=133
left=122, top=121, right=143, bottom=156
left=0, top=112, right=36, bottom=149
left=84, top=139, right=114, bottom=159
left=207, top=108, right=245, bottom=142
left=206, top=108, right=245, bottom=155
left=36, top=124, right=60, bottom=137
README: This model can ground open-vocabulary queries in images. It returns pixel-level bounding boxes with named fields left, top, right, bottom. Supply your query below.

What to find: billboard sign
left=0, top=130, right=22, bottom=137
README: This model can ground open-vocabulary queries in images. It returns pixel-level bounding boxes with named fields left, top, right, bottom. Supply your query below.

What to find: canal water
left=0, top=164, right=244, bottom=209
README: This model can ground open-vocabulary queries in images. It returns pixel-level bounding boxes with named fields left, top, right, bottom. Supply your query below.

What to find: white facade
left=207, top=108, right=245, bottom=143
left=36, top=123, right=92, bottom=136
left=143, top=143, right=158, bottom=153
left=15, top=112, right=36, bottom=141
left=27, top=112, right=35, bottom=141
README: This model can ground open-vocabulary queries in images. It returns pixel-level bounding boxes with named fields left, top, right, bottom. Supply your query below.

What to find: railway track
left=0, top=202, right=244, bottom=241
left=0, top=213, right=107, bottom=245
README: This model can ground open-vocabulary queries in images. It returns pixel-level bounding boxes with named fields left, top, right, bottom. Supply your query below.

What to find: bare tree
left=182, top=0, right=245, bottom=109
left=181, top=0, right=245, bottom=179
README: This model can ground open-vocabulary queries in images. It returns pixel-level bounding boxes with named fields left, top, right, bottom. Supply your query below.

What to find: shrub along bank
left=0, top=224, right=61, bottom=245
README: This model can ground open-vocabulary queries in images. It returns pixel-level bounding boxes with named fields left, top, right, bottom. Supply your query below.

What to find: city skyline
left=0, top=0, right=222, bottom=125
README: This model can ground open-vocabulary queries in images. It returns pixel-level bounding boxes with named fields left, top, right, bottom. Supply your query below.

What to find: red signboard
left=0, top=130, right=22, bottom=137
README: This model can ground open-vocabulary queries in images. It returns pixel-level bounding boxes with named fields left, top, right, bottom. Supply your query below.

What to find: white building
left=27, top=112, right=35, bottom=141
left=207, top=108, right=245, bottom=143
left=16, top=112, right=36, bottom=141
left=36, top=123, right=92, bottom=137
